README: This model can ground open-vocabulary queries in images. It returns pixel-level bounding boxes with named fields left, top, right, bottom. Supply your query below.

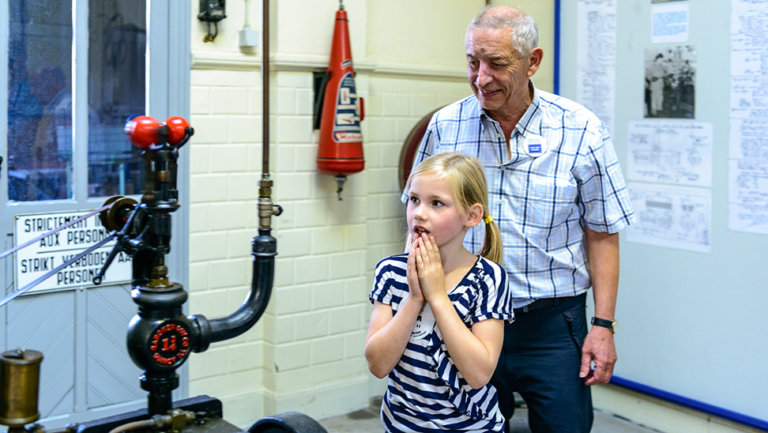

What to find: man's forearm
left=585, top=229, right=619, bottom=319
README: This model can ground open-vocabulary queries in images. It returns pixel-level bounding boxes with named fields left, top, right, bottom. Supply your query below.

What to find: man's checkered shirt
left=404, top=85, right=636, bottom=306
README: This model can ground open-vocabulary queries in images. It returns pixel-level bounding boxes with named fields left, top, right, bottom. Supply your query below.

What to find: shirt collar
left=514, top=81, right=542, bottom=138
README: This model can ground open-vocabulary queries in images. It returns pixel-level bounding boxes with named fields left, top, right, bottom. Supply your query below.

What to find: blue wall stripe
left=610, top=375, right=768, bottom=432
left=553, top=0, right=561, bottom=95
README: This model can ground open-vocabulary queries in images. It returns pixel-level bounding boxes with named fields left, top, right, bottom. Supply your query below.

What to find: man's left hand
left=579, top=326, right=617, bottom=385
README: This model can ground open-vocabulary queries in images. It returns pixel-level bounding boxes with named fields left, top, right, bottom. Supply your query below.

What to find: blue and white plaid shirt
left=404, top=83, right=635, bottom=306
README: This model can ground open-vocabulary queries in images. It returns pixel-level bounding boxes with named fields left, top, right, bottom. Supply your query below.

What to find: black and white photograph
left=644, top=45, right=696, bottom=119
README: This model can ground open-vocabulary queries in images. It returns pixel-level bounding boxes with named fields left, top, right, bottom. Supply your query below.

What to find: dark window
left=6, top=0, right=147, bottom=202
left=7, top=1, right=73, bottom=201
left=88, top=0, right=146, bottom=197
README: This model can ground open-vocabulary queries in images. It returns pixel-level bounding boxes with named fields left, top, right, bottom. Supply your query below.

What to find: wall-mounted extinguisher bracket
left=316, top=3, right=365, bottom=200
left=313, top=71, right=332, bottom=130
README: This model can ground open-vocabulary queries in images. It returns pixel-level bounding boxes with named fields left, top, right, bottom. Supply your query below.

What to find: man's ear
left=465, top=203, right=484, bottom=228
left=527, top=47, right=543, bottom=77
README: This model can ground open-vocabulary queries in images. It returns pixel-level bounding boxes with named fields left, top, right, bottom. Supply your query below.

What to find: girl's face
left=406, top=173, right=470, bottom=250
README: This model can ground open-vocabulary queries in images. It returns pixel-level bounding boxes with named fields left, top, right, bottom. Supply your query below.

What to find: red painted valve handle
left=124, top=115, right=163, bottom=149
left=165, top=116, right=190, bottom=145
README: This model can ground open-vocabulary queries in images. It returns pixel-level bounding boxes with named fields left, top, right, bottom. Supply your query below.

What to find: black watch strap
left=591, top=317, right=616, bottom=334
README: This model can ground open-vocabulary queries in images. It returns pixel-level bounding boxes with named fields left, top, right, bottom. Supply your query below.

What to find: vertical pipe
left=262, top=0, right=270, bottom=176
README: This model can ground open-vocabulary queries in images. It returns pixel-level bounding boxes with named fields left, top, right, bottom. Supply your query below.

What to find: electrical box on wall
left=239, top=28, right=259, bottom=48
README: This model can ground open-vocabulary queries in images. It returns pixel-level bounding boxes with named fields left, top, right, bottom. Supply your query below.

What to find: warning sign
left=332, top=72, right=362, bottom=143
left=14, top=211, right=131, bottom=293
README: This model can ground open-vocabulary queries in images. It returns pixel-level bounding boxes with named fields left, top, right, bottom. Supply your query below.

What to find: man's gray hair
left=467, top=7, right=539, bottom=57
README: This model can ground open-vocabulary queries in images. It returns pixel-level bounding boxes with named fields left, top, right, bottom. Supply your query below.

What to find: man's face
left=466, top=27, right=536, bottom=118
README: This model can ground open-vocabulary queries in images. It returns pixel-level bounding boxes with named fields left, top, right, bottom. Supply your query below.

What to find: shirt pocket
left=526, top=178, right=579, bottom=242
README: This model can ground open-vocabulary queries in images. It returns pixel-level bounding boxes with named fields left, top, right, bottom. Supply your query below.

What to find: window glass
left=88, top=0, right=146, bottom=197
left=7, top=1, right=73, bottom=201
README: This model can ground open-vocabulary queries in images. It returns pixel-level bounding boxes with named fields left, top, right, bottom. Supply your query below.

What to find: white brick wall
left=186, top=0, right=472, bottom=426
left=188, top=64, right=267, bottom=420
left=188, top=60, right=469, bottom=425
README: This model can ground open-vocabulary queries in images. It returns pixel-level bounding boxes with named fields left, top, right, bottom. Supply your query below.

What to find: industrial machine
left=0, top=114, right=326, bottom=433
left=0, top=1, right=348, bottom=430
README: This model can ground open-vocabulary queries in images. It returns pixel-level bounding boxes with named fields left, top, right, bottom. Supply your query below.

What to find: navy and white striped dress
left=369, top=254, right=514, bottom=433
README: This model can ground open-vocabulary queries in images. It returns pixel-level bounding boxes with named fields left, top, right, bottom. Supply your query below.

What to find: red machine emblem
left=148, top=321, right=191, bottom=367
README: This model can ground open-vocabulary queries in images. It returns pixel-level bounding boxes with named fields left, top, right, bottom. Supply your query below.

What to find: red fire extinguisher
left=317, top=1, right=364, bottom=200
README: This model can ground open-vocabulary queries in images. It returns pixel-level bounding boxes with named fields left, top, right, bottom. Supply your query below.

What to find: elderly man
left=407, top=6, right=635, bottom=432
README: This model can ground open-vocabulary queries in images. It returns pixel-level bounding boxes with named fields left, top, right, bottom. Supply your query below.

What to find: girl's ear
left=465, top=203, right=484, bottom=228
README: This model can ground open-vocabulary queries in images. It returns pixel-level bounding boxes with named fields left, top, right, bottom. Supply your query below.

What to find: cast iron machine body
left=96, top=115, right=282, bottom=418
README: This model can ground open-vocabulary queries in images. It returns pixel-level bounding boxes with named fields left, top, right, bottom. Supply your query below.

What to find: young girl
left=365, top=152, right=513, bottom=432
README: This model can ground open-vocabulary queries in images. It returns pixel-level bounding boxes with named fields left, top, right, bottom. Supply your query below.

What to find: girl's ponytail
left=479, top=213, right=503, bottom=264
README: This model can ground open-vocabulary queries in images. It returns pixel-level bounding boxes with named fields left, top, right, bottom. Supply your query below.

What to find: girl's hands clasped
left=406, top=237, right=425, bottom=305
left=411, top=233, right=447, bottom=302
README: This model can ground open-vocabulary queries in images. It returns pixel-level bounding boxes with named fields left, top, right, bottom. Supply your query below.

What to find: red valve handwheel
left=125, top=115, right=162, bottom=149
left=165, top=116, right=190, bottom=145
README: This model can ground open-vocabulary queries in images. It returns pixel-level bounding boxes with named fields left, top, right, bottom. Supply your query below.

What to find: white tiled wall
left=188, top=67, right=267, bottom=420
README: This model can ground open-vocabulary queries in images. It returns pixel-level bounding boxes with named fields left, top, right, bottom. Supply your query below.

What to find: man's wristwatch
left=591, top=317, right=616, bottom=334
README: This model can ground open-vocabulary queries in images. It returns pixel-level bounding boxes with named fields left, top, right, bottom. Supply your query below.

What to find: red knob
left=125, top=115, right=162, bottom=149
left=165, top=116, right=190, bottom=145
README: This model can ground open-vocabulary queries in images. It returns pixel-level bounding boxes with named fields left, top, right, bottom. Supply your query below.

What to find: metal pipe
left=208, top=229, right=275, bottom=342
left=191, top=229, right=275, bottom=347
left=188, top=0, right=279, bottom=351
left=262, top=0, right=270, bottom=176
left=107, top=419, right=156, bottom=433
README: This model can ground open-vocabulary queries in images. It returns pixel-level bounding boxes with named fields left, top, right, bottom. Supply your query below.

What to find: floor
left=318, top=396, right=662, bottom=433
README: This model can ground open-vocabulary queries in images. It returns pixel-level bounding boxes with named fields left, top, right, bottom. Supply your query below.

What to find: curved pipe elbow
left=209, top=254, right=274, bottom=342
left=191, top=230, right=276, bottom=350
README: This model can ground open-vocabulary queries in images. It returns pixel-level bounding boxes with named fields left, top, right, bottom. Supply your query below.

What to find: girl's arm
left=364, top=300, right=420, bottom=378
left=414, top=234, right=504, bottom=389
left=364, top=249, right=425, bottom=378
left=431, top=298, right=504, bottom=389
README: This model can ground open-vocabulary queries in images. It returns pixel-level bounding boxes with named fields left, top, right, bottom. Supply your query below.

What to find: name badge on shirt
left=524, top=134, right=545, bottom=157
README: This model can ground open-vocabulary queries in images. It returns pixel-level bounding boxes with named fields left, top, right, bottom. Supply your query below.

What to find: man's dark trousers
left=491, top=293, right=594, bottom=433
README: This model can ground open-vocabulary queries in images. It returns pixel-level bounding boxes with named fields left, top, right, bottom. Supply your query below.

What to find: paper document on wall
left=627, top=120, right=712, bottom=187
left=651, top=1, right=689, bottom=44
left=729, top=0, right=768, bottom=234
left=576, top=0, right=616, bottom=133
left=626, top=182, right=711, bottom=253
left=729, top=160, right=768, bottom=234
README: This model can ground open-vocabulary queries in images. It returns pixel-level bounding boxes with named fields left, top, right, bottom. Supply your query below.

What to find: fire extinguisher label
left=333, top=72, right=362, bottom=143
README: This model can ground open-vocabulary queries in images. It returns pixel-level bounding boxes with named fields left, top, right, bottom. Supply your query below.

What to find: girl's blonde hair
left=405, top=152, right=503, bottom=264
